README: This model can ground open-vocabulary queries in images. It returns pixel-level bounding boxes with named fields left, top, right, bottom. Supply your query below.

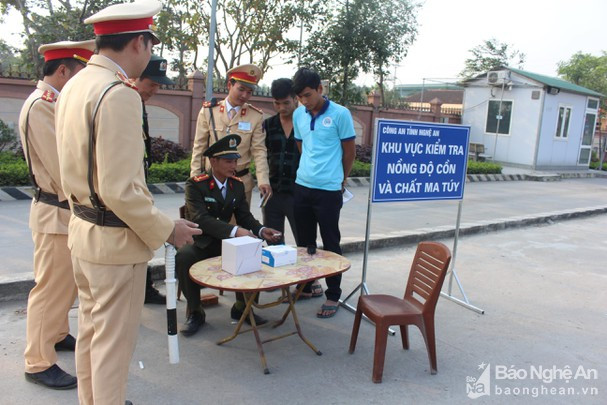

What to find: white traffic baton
left=164, top=244, right=179, bottom=364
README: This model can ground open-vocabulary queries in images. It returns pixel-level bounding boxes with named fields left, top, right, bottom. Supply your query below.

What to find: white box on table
left=222, top=236, right=262, bottom=275
left=261, top=245, right=297, bottom=267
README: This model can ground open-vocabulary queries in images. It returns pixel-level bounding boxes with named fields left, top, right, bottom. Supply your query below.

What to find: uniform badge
left=115, top=71, right=138, bottom=90
left=219, top=105, right=225, bottom=113
left=192, top=173, right=209, bottom=182
left=322, top=117, right=333, bottom=127
left=238, top=121, right=251, bottom=131
left=204, top=197, right=216, bottom=203
left=240, top=108, right=247, bottom=116
left=248, top=104, right=263, bottom=114
left=41, top=90, right=56, bottom=103
left=229, top=138, right=237, bottom=148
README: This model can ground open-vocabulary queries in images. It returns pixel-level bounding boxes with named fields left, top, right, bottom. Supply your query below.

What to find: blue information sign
left=372, top=120, right=470, bottom=202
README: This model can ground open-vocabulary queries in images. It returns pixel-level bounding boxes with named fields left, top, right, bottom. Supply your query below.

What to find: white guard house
left=461, top=67, right=602, bottom=170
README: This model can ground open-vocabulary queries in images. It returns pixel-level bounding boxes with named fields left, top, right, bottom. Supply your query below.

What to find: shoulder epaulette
left=115, top=71, right=138, bottom=90
left=248, top=104, right=263, bottom=114
left=41, top=90, right=56, bottom=103
left=192, top=173, right=210, bottom=182
left=230, top=175, right=242, bottom=182
left=202, top=100, right=212, bottom=108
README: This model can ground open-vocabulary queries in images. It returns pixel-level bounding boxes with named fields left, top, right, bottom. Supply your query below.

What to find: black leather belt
left=36, top=189, right=70, bottom=210
left=235, top=168, right=249, bottom=177
left=72, top=203, right=129, bottom=228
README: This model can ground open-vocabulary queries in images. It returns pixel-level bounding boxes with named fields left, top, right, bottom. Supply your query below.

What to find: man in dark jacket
left=135, top=54, right=175, bottom=304
left=176, top=134, right=282, bottom=337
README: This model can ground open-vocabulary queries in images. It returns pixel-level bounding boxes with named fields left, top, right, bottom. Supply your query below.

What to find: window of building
left=485, top=100, right=512, bottom=135
left=555, top=106, right=572, bottom=138
left=587, top=98, right=599, bottom=110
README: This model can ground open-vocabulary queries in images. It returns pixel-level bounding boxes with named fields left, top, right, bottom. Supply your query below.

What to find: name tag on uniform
left=204, top=197, right=216, bottom=203
left=238, top=121, right=251, bottom=131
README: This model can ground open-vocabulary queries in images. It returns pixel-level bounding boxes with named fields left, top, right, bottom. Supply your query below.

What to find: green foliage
left=0, top=119, right=18, bottom=152
left=150, top=136, right=188, bottom=164
left=466, top=160, right=502, bottom=174
left=350, top=159, right=371, bottom=177
left=0, top=39, right=19, bottom=73
left=147, top=158, right=191, bottom=184
left=558, top=51, right=607, bottom=109
left=0, top=151, right=28, bottom=186
left=589, top=161, right=607, bottom=171
left=0, top=0, right=119, bottom=77
left=302, top=0, right=418, bottom=106
left=460, top=38, right=526, bottom=79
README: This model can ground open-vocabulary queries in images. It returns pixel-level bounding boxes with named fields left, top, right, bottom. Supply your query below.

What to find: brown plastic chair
left=348, top=241, right=452, bottom=383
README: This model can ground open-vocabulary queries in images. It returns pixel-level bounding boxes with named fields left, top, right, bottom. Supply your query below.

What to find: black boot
left=180, top=310, right=206, bottom=337
left=230, top=305, right=268, bottom=326
left=54, top=334, right=76, bottom=352
left=145, top=266, right=166, bottom=305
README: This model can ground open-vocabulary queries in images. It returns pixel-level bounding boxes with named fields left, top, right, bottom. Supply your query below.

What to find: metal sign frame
left=340, top=119, right=484, bottom=322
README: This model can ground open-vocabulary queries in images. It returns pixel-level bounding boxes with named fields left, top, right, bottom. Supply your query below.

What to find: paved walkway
left=1, top=176, right=607, bottom=299
left=1, top=215, right=605, bottom=404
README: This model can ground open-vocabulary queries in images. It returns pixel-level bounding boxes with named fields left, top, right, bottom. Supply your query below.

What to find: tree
left=208, top=0, right=323, bottom=80
left=0, top=39, right=19, bottom=74
left=155, top=0, right=203, bottom=87
left=558, top=51, right=607, bottom=108
left=363, top=0, right=417, bottom=106
left=0, top=0, right=118, bottom=76
left=460, top=38, right=525, bottom=79
left=301, top=0, right=418, bottom=106
left=0, top=118, right=18, bottom=152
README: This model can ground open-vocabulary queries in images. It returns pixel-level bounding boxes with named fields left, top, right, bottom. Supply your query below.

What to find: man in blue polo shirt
left=292, top=67, right=356, bottom=319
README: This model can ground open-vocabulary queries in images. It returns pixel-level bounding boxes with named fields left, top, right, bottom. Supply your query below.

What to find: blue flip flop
left=317, top=304, right=339, bottom=318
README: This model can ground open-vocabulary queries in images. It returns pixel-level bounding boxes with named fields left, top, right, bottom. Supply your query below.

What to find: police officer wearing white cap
left=20, top=39, right=95, bottom=391
left=190, top=63, right=272, bottom=206
left=55, top=1, right=201, bottom=403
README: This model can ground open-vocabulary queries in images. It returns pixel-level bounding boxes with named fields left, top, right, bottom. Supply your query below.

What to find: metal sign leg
left=439, top=200, right=485, bottom=314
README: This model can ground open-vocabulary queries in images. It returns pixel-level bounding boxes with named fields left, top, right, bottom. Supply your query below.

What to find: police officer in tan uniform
left=190, top=64, right=272, bottom=205
left=20, top=40, right=95, bottom=390
left=55, top=1, right=201, bottom=403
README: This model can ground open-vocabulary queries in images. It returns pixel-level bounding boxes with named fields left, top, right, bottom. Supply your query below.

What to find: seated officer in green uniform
left=176, top=134, right=282, bottom=337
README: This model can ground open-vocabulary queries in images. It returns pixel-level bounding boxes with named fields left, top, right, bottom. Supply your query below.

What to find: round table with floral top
left=189, top=248, right=351, bottom=374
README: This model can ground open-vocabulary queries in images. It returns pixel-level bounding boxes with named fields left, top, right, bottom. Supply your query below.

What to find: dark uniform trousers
left=262, top=191, right=299, bottom=246
left=293, top=183, right=343, bottom=302
left=176, top=172, right=264, bottom=314
left=176, top=242, right=220, bottom=313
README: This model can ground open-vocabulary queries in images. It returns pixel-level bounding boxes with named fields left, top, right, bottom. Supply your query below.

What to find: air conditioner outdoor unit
left=487, top=70, right=511, bottom=85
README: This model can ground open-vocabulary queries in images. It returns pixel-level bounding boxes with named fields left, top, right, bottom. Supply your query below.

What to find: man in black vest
left=134, top=54, right=174, bottom=304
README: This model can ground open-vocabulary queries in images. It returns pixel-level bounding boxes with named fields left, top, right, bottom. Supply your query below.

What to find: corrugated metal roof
left=508, top=67, right=603, bottom=97
left=468, top=66, right=603, bottom=97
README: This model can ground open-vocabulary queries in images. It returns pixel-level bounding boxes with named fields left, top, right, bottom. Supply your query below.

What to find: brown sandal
left=310, top=282, right=323, bottom=297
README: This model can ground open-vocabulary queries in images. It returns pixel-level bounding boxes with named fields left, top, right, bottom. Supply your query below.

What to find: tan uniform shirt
left=18, top=81, right=70, bottom=234
left=190, top=99, right=270, bottom=185
left=55, top=55, right=173, bottom=265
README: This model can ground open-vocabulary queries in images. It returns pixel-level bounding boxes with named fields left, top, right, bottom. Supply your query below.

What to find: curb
left=3, top=204, right=606, bottom=302
left=2, top=172, right=606, bottom=202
